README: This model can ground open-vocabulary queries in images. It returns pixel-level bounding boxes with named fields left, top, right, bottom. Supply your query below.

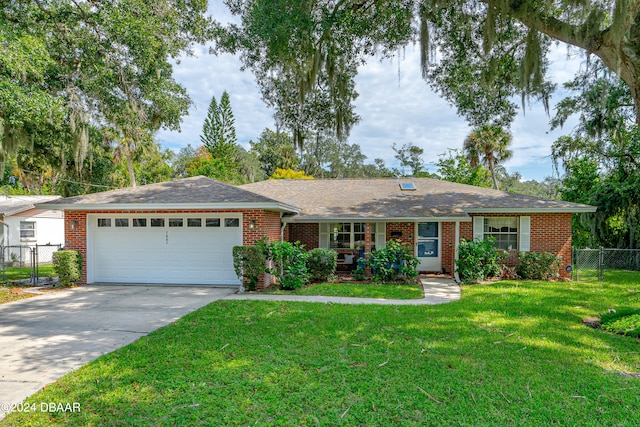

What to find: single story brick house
left=40, top=176, right=595, bottom=286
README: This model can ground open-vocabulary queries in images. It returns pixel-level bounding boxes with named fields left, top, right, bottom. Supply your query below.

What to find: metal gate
left=573, top=247, right=640, bottom=281
left=1, top=244, right=62, bottom=285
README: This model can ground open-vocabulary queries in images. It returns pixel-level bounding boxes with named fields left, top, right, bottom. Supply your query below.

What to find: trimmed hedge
left=516, top=252, right=562, bottom=280
left=353, top=239, right=419, bottom=283
left=232, top=246, right=266, bottom=291
left=456, top=238, right=504, bottom=283
left=306, top=248, right=337, bottom=282
left=52, top=250, right=82, bottom=287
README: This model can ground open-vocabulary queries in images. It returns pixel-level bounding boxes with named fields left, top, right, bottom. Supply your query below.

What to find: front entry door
left=416, top=222, right=441, bottom=272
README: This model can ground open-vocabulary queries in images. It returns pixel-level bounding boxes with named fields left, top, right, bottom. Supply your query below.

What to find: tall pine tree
left=201, top=91, right=238, bottom=166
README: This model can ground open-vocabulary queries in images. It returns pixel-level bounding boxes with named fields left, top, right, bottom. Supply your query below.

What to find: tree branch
left=485, top=0, right=600, bottom=52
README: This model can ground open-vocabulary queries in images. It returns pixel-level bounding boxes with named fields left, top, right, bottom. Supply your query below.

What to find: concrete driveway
left=0, top=285, right=235, bottom=418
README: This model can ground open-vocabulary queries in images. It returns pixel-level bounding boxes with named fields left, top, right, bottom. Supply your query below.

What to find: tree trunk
left=126, top=148, right=137, bottom=187
left=489, top=159, right=500, bottom=190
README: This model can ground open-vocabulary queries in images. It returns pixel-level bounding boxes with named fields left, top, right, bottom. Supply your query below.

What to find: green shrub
left=355, top=239, right=419, bottom=283
left=52, top=250, right=82, bottom=287
left=232, top=246, right=266, bottom=291
left=600, top=309, right=640, bottom=338
left=516, top=252, right=562, bottom=280
left=456, top=238, right=505, bottom=283
left=266, top=241, right=309, bottom=290
left=306, top=248, right=337, bottom=282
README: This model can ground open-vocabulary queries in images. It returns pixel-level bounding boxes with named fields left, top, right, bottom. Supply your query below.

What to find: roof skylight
left=400, top=182, right=416, bottom=191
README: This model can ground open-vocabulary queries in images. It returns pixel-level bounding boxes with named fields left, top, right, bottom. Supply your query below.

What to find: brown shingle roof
left=241, top=178, right=595, bottom=220
left=40, top=176, right=298, bottom=212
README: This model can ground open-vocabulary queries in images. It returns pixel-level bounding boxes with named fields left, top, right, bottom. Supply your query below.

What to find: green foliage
left=552, top=59, right=640, bottom=249
left=356, top=240, right=420, bottom=283
left=52, top=250, right=82, bottom=287
left=186, top=148, right=244, bottom=184
left=435, top=149, right=491, bottom=187
left=600, top=309, right=640, bottom=338
left=463, top=124, right=513, bottom=190
left=300, top=133, right=394, bottom=178
left=270, top=168, right=313, bottom=180
left=306, top=248, right=338, bottom=282
left=201, top=91, right=238, bottom=165
left=1, top=0, right=209, bottom=183
left=516, top=252, right=562, bottom=280
left=264, top=240, right=310, bottom=290
left=232, top=246, right=266, bottom=291
left=249, top=128, right=300, bottom=177
left=393, top=142, right=426, bottom=177
left=456, top=238, right=505, bottom=283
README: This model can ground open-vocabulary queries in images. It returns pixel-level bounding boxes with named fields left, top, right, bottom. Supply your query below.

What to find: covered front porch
left=285, top=219, right=472, bottom=275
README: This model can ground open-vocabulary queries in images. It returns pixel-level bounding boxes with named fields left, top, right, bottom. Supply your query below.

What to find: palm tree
left=463, top=124, right=513, bottom=190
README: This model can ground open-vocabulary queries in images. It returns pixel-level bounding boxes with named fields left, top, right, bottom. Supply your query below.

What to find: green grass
left=264, top=282, right=425, bottom=299
left=4, top=276, right=640, bottom=426
left=2, top=265, right=55, bottom=282
left=573, top=268, right=640, bottom=284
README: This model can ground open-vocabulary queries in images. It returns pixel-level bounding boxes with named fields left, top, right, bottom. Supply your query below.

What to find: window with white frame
left=484, top=217, right=518, bottom=251
left=326, top=222, right=376, bottom=250
left=20, top=221, right=36, bottom=240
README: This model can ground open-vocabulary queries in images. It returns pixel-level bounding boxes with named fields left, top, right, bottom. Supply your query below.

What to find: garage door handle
left=166, top=231, right=168, bottom=244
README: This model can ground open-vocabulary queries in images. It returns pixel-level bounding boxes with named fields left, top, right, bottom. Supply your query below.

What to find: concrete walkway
left=0, top=285, right=235, bottom=419
left=224, top=276, right=461, bottom=305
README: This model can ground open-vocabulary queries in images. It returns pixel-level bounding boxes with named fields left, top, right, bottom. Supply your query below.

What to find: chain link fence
left=1, top=244, right=62, bottom=285
left=573, top=247, right=640, bottom=281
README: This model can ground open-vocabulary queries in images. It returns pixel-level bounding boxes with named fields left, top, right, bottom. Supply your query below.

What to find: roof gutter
left=35, top=202, right=300, bottom=214
left=285, top=216, right=472, bottom=223
left=464, top=207, right=597, bottom=214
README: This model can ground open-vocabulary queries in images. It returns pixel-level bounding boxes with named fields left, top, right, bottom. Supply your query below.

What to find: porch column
left=364, top=222, right=372, bottom=254
left=364, top=222, right=372, bottom=275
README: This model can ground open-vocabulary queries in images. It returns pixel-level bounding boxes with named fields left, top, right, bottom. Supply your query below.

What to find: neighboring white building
left=0, top=195, right=64, bottom=263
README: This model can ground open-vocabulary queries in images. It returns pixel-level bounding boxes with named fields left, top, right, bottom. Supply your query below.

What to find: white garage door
left=88, top=214, right=242, bottom=285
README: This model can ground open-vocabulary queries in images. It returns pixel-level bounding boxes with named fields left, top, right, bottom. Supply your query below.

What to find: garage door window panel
left=206, top=218, right=220, bottom=227
left=225, top=218, right=240, bottom=227
left=151, top=218, right=165, bottom=227
left=187, top=218, right=202, bottom=227
left=133, top=218, right=147, bottom=227
left=97, top=218, right=111, bottom=227
left=169, top=218, right=183, bottom=227
left=115, top=218, right=129, bottom=227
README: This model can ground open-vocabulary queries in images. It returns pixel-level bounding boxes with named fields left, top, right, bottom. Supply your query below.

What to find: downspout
left=454, top=220, right=461, bottom=283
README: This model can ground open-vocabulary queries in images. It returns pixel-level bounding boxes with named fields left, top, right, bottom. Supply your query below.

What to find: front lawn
left=2, top=265, right=56, bottom=282
left=264, top=282, right=425, bottom=299
left=4, top=278, right=640, bottom=426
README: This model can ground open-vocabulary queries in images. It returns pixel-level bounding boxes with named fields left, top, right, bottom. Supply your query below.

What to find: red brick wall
left=243, top=211, right=282, bottom=245
left=468, top=213, right=573, bottom=278
left=287, top=223, right=319, bottom=250
left=441, top=222, right=455, bottom=274
left=386, top=222, right=414, bottom=249
left=65, top=209, right=282, bottom=285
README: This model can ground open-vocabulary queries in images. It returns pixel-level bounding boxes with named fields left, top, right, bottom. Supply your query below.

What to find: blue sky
left=156, top=2, right=583, bottom=182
